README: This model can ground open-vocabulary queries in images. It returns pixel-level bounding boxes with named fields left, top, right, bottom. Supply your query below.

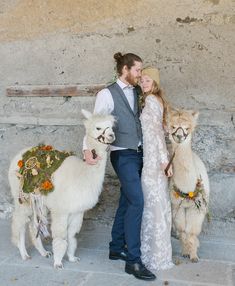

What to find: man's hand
left=83, top=150, right=101, bottom=165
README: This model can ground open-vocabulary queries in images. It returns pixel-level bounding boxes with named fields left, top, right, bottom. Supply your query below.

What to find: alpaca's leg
left=180, top=231, right=190, bottom=258
left=51, top=212, right=69, bottom=269
left=185, top=208, right=205, bottom=262
left=11, top=205, right=31, bottom=260
left=67, top=212, right=84, bottom=262
left=186, top=233, right=200, bottom=262
left=29, top=222, right=52, bottom=258
left=173, top=206, right=189, bottom=257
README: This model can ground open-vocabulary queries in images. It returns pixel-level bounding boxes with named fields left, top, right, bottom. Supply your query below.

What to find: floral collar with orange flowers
left=17, top=144, right=74, bottom=202
left=172, top=178, right=207, bottom=210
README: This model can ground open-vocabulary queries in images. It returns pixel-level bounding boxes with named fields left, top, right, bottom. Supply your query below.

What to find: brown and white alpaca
left=168, top=109, right=210, bottom=262
left=8, top=110, right=115, bottom=269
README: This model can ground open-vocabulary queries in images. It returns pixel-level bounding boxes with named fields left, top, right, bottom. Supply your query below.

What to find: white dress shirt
left=83, top=79, right=135, bottom=151
left=94, top=79, right=135, bottom=115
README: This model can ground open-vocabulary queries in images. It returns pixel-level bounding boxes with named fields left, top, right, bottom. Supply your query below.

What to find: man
left=84, top=52, right=156, bottom=281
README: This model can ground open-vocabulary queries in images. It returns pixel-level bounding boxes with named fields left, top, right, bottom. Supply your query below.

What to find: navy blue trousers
left=109, top=149, right=143, bottom=264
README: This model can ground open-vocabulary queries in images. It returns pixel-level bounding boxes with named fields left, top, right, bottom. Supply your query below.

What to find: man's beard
left=125, top=72, right=139, bottom=86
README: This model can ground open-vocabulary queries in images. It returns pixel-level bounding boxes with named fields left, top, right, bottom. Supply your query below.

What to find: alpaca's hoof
left=54, top=262, right=64, bottom=269
left=22, top=254, right=31, bottom=260
left=45, top=251, right=52, bottom=258
left=191, top=257, right=199, bottom=263
left=68, top=256, right=80, bottom=263
left=182, top=254, right=190, bottom=258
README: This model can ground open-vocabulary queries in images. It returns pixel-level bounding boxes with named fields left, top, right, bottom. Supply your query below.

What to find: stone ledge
left=0, top=115, right=83, bottom=126
left=6, top=84, right=106, bottom=97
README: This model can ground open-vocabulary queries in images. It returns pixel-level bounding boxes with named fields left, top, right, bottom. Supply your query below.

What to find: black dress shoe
left=109, top=251, right=127, bottom=261
left=125, top=262, right=156, bottom=281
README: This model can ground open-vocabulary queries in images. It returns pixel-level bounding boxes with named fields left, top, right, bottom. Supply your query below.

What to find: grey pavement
left=0, top=219, right=234, bottom=286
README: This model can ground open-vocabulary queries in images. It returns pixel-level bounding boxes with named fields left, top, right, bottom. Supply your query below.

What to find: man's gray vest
left=107, top=82, right=142, bottom=150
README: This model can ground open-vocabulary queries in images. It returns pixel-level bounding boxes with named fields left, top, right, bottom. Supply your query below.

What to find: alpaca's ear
left=81, top=109, right=92, bottom=119
left=108, top=115, right=117, bottom=126
left=168, top=106, right=179, bottom=116
left=166, top=105, right=172, bottom=114
left=192, top=110, right=199, bottom=122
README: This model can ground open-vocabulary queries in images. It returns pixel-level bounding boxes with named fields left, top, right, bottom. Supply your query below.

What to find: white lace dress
left=140, top=95, right=174, bottom=271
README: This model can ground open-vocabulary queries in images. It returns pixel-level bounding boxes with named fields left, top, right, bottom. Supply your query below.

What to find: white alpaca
left=168, top=109, right=210, bottom=262
left=8, top=110, right=115, bottom=268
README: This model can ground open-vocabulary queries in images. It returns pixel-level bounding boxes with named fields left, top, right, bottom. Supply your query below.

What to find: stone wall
left=0, top=1, right=234, bottom=226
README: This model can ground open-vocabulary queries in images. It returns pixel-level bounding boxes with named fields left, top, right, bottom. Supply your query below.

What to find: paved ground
left=0, top=219, right=234, bottom=286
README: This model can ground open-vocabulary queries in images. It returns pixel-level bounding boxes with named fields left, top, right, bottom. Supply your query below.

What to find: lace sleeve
left=143, top=95, right=168, bottom=164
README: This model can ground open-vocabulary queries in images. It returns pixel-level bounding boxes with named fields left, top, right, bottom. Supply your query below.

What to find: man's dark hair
left=114, top=52, right=142, bottom=76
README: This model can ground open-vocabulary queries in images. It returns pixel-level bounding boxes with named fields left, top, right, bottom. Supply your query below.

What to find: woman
left=140, top=67, right=174, bottom=271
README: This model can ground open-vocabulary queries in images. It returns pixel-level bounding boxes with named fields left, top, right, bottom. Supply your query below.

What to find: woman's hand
left=161, top=163, right=173, bottom=177
left=166, top=165, right=173, bottom=177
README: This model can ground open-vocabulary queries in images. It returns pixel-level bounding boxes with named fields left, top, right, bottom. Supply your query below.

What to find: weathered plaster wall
left=0, top=1, right=234, bottom=228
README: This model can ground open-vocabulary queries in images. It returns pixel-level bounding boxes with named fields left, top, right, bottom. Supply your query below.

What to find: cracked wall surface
left=0, top=0, right=234, bottom=228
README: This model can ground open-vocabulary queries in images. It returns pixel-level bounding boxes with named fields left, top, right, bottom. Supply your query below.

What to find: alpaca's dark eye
left=96, top=127, right=101, bottom=131
left=172, top=126, right=176, bottom=129
left=186, top=128, right=190, bottom=131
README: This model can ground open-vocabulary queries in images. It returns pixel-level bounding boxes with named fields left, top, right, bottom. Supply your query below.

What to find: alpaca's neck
left=80, top=136, right=109, bottom=192
left=174, top=142, right=193, bottom=164
left=172, top=140, right=196, bottom=174
left=172, top=140, right=199, bottom=191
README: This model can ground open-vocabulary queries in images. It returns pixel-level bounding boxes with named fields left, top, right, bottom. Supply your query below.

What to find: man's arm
left=93, top=88, right=114, bottom=114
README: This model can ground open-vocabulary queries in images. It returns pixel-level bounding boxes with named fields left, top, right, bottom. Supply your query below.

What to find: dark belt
left=111, top=147, right=143, bottom=153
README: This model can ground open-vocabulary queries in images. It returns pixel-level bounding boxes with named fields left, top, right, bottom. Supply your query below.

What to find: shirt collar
left=117, top=78, right=134, bottom=90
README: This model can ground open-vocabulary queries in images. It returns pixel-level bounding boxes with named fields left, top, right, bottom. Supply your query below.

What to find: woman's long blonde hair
left=140, top=80, right=168, bottom=127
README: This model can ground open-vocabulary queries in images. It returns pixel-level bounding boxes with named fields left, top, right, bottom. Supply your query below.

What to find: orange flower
left=17, top=160, right=24, bottom=168
left=174, top=192, right=180, bottom=199
left=188, top=192, right=194, bottom=198
left=41, top=145, right=53, bottom=151
left=41, top=180, right=53, bottom=191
